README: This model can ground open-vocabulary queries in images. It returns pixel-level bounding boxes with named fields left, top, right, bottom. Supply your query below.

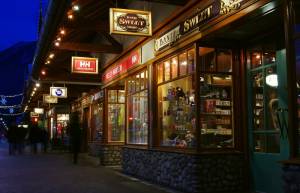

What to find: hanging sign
left=34, top=108, right=44, bottom=114
left=110, top=8, right=152, bottom=36
left=71, top=57, right=98, bottom=74
left=50, top=87, right=67, bottom=98
left=30, top=112, right=39, bottom=117
left=102, top=50, right=141, bottom=82
left=43, top=94, right=58, bottom=104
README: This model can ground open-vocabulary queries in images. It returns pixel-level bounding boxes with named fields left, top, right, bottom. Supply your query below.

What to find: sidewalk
left=0, top=145, right=179, bottom=193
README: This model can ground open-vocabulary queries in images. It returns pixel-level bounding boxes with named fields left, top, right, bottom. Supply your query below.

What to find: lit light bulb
left=49, top=53, right=55, bottom=58
left=68, top=14, right=74, bottom=20
left=55, top=42, right=60, bottom=47
left=60, top=29, right=65, bottom=35
left=72, top=5, right=80, bottom=11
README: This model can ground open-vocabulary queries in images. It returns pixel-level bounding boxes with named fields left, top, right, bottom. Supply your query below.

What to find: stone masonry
left=282, top=163, right=300, bottom=193
left=122, top=147, right=246, bottom=193
left=88, top=143, right=122, bottom=166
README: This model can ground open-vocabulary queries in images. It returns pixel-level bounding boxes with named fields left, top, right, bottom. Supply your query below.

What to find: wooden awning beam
left=64, top=21, right=109, bottom=32
left=57, top=42, right=122, bottom=53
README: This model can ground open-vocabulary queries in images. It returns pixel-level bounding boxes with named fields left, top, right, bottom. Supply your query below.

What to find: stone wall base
left=88, top=142, right=122, bottom=166
left=122, top=147, right=246, bottom=193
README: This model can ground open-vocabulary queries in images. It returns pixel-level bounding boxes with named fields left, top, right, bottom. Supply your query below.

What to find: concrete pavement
left=0, top=143, right=179, bottom=193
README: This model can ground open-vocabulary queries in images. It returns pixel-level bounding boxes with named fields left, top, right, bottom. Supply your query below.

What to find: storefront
left=88, top=90, right=105, bottom=157
left=114, top=0, right=296, bottom=193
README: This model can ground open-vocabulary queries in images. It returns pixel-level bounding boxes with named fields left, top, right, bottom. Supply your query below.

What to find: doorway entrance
left=247, top=48, right=289, bottom=193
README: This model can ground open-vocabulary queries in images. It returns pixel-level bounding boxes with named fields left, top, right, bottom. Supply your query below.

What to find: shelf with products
left=199, top=73, right=233, bottom=148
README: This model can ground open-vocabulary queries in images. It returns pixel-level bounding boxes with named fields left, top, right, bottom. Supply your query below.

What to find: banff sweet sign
left=71, top=57, right=98, bottom=74
left=110, top=8, right=152, bottom=36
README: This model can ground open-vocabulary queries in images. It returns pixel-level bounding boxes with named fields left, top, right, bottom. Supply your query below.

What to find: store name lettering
left=117, top=13, right=147, bottom=32
left=103, top=51, right=140, bottom=82
left=154, top=25, right=180, bottom=51
left=183, top=5, right=213, bottom=34
left=79, top=61, right=91, bottom=68
left=220, top=0, right=243, bottom=14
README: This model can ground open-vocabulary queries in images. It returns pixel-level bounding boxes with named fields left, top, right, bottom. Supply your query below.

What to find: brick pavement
left=0, top=143, right=178, bottom=193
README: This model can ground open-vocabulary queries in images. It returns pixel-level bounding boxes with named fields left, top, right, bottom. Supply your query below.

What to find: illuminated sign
left=43, top=94, right=58, bottom=103
left=50, top=87, right=67, bottom=98
left=110, top=8, right=152, bottom=36
left=34, top=108, right=44, bottom=114
left=30, top=112, right=39, bottom=117
left=71, top=57, right=98, bottom=74
left=102, top=50, right=141, bottom=82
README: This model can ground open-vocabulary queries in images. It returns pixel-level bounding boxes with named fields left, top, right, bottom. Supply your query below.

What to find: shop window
left=164, top=60, right=171, bottom=81
left=157, top=48, right=196, bottom=148
left=108, top=90, right=125, bottom=142
left=188, top=49, right=195, bottom=73
left=157, top=63, right=163, bottom=84
left=199, top=47, right=216, bottom=72
left=179, top=52, right=188, bottom=76
left=126, top=69, right=148, bottom=145
left=249, top=51, right=280, bottom=153
left=171, top=57, right=178, bottom=79
left=199, top=47, right=234, bottom=148
left=92, top=102, right=103, bottom=141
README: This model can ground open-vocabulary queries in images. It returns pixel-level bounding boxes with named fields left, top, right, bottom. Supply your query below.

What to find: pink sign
left=102, top=50, right=140, bottom=82
left=71, top=57, right=98, bottom=74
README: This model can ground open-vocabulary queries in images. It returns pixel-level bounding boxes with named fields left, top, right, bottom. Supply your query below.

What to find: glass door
left=248, top=49, right=289, bottom=193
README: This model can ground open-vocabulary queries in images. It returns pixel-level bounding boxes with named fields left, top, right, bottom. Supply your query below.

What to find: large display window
left=91, top=102, right=104, bottom=141
left=126, top=69, right=148, bottom=145
left=157, top=48, right=197, bottom=148
left=199, top=48, right=234, bottom=148
left=107, top=90, right=125, bottom=142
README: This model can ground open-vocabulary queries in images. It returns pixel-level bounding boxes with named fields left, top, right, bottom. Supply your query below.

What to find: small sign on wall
left=71, top=57, right=98, bottom=74
left=50, top=87, right=67, bottom=98
left=43, top=94, right=58, bottom=104
left=110, top=8, right=152, bottom=36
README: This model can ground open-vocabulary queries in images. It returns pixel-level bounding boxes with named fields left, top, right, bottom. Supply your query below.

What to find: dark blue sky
left=0, top=1, right=40, bottom=51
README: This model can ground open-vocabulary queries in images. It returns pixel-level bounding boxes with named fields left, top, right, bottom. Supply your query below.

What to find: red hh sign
left=71, top=57, right=98, bottom=74
left=102, top=50, right=141, bottom=82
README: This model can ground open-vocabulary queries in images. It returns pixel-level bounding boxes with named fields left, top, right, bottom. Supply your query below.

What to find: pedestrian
left=40, top=128, right=49, bottom=153
left=6, top=122, right=17, bottom=155
left=28, top=123, right=40, bottom=154
left=16, top=125, right=27, bottom=154
left=69, top=112, right=81, bottom=164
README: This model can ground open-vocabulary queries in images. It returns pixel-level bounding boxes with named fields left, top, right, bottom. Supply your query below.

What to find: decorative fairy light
left=1, top=97, right=7, bottom=105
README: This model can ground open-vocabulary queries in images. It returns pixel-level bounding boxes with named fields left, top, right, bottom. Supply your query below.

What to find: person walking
left=69, top=112, right=81, bottom=164
left=7, top=122, right=17, bottom=155
left=16, top=125, right=27, bottom=154
left=28, top=123, right=40, bottom=154
left=40, top=128, right=48, bottom=153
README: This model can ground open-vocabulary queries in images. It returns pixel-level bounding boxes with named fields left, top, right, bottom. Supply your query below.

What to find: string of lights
left=0, top=104, right=22, bottom=109
left=0, top=112, right=24, bottom=116
left=0, top=93, right=23, bottom=98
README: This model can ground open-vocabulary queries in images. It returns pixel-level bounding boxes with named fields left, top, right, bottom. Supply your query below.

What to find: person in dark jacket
left=40, top=128, right=49, bottom=153
left=29, top=123, right=40, bottom=154
left=7, top=122, right=18, bottom=155
left=16, top=126, right=27, bottom=154
left=69, top=112, right=82, bottom=164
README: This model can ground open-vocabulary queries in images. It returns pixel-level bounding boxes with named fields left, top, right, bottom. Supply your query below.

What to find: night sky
left=0, top=1, right=39, bottom=51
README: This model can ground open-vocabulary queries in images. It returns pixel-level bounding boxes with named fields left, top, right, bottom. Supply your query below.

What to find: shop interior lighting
left=266, top=74, right=278, bottom=87
left=41, top=70, right=46, bottom=75
left=72, top=5, right=80, bottom=11
left=45, top=60, right=51, bottom=64
left=68, top=14, right=74, bottom=20
left=34, top=87, right=37, bottom=91
left=49, top=53, right=55, bottom=59
left=60, top=29, right=66, bottom=35
left=57, top=37, right=62, bottom=41
left=35, top=83, right=40, bottom=87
